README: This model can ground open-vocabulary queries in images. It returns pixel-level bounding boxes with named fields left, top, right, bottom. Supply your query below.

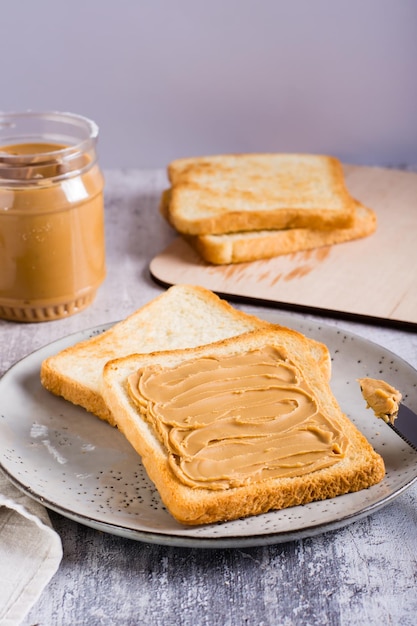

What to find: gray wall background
left=2, top=0, right=416, bottom=169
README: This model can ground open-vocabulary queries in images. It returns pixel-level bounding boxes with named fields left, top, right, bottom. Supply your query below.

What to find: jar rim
left=0, top=111, right=100, bottom=183
left=0, top=110, right=99, bottom=161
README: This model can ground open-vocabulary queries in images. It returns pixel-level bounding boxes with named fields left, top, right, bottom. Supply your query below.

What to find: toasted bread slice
left=183, top=202, right=376, bottom=264
left=102, top=328, right=385, bottom=525
left=40, top=285, right=331, bottom=424
left=164, top=154, right=357, bottom=235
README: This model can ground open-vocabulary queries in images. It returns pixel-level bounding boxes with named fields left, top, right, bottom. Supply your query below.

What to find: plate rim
left=1, top=313, right=417, bottom=548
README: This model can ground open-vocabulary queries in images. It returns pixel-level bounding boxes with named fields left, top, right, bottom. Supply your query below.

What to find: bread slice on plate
left=102, top=327, right=385, bottom=525
left=183, top=202, right=376, bottom=265
left=163, top=153, right=357, bottom=235
left=40, top=285, right=331, bottom=424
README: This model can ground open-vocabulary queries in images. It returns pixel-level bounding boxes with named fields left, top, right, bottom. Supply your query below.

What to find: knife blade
left=388, top=404, right=417, bottom=451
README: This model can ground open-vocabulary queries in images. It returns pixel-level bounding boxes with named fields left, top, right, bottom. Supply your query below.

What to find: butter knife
left=389, top=404, right=417, bottom=451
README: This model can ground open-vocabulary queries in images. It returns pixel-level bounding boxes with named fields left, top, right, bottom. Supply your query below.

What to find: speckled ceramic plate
left=1, top=314, right=417, bottom=548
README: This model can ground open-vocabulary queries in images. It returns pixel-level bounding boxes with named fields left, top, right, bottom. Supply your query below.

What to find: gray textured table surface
left=1, top=169, right=416, bottom=626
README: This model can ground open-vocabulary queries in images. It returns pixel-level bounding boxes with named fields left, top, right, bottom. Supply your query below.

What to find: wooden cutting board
left=150, top=165, right=417, bottom=328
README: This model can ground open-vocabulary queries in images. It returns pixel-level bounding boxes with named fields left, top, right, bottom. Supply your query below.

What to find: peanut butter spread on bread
left=128, top=346, right=348, bottom=490
left=358, top=377, right=402, bottom=425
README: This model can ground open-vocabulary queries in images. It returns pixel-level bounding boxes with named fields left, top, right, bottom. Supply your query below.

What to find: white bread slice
left=164, top=153, right=357, bottom=235
left=102, top=328, right=385, bottom=525
left=40, top=285, right=331, bottom=424
left=183, top=202, right=376, bottom=265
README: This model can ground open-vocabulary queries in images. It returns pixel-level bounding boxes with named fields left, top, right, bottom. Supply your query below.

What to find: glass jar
left=0, top=111, right=106, bottom=322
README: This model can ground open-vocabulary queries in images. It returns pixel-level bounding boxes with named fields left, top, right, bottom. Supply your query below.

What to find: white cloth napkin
left=0, top=471, right=62, bottom=626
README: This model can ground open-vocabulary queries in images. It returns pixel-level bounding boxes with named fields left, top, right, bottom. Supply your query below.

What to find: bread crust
left=102, top=328, right=385, bottom=525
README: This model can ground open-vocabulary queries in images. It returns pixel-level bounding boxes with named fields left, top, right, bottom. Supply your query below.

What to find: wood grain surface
left=0, top=169, right=415, bottom=626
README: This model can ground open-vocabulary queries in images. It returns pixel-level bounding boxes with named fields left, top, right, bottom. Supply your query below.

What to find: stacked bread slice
left=102, top=324, right=385, bottom=525
left=160, top=153, right=376, bottom=264
left=41, top=285, right=385, bottom=526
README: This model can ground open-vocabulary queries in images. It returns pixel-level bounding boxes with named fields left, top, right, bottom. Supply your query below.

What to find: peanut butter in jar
left=0, top=111, right=106, bottom=322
